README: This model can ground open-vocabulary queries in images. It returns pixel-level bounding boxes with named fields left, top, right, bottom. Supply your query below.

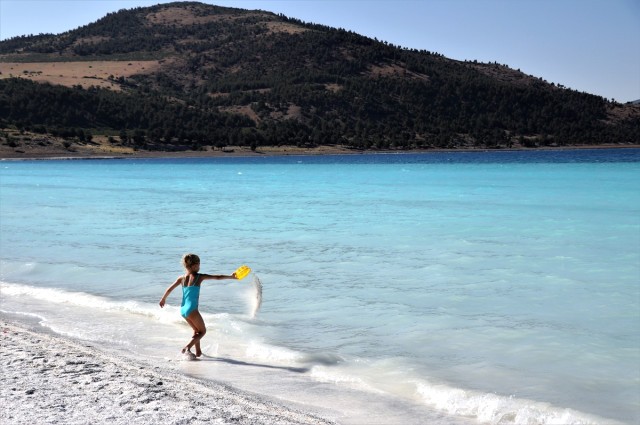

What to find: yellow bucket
left=234, top=265, right=251, bottom=280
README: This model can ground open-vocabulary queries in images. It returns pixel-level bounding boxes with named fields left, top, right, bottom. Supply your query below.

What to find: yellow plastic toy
left=234, top=265, right=251, bottom=280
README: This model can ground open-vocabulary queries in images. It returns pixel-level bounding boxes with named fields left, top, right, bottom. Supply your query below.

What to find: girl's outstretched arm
left=159, top=277, right=182, bottom=307
left=200, top=273, right=238, bottom=281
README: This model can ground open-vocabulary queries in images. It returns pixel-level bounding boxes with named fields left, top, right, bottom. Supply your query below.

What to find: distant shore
left=0, top=318, right=335, bottom=425
left=2, top=143, right=639, bottom=161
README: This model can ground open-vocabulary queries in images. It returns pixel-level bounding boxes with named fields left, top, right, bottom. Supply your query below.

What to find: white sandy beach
left=0, top=319, right=335, bottom=425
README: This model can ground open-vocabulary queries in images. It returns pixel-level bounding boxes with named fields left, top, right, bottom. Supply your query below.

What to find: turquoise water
left=1, top=150, right=639, bottom=424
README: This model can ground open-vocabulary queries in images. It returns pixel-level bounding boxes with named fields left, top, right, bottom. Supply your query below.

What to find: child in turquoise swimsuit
left=159, top=253, right=238, bottom=358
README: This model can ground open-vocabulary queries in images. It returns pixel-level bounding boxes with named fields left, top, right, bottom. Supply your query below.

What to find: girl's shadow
left=199, top=354, right=310, bottom=373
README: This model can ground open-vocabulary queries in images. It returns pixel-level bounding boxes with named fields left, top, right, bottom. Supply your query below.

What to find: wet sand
left=0, top=319, right=335, bottom=425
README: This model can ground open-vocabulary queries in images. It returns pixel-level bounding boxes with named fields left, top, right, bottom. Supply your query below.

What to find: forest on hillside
left=1, top=1, right=638, bottom=151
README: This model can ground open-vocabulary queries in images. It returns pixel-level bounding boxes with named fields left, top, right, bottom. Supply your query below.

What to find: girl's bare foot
left=182, top=347, right=196, bottom=360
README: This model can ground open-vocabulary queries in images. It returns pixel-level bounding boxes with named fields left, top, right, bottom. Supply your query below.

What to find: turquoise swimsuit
left=180, top=274, right=201, bottom=318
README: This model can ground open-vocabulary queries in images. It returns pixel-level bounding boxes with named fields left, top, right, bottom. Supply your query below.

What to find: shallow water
left=1, top=149, right=639, bottom=424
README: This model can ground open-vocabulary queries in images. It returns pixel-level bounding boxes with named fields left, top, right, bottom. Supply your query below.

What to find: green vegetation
left=1, top=1, right=638, bottom=151
left=0, top=78, right=252, bottom=150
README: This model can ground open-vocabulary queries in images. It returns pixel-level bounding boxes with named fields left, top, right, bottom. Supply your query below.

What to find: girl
left=159, top=253, right=237, bottom=358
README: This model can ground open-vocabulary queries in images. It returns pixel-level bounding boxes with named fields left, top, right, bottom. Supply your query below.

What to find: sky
left=0, top=0, right=638, bottom=102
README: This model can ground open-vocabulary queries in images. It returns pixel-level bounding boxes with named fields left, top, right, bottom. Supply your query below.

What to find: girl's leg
left=182, top=316, right=199, bottom=356
left=184, top=310, right=206, bottom=357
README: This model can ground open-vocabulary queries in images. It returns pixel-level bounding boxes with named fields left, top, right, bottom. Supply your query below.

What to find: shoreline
left=0, top=318, right=336, bottom=425
left=1, top=143, right=639, bottom=161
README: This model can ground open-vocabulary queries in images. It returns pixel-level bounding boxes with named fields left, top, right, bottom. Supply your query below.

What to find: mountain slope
left=1, top=1, right=638, bottom=155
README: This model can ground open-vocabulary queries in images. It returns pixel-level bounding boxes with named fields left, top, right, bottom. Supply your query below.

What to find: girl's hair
left=182, top=253, right=200, bottom=271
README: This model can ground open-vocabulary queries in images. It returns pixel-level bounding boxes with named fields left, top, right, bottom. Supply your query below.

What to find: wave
left=307, top=363, right=619, bottom=424
left=0, top=309, right=47, bottom=323
left=0, top=281, right=622, bottom=425
left=318, top=363, right=620, bottom=424
left=414, top=380, right=619, bottom=425
left=1, top=281, right=180, bottom=323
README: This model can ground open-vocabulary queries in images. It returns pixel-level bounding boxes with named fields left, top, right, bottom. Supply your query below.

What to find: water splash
left=250, top=275, right=262, bottom=319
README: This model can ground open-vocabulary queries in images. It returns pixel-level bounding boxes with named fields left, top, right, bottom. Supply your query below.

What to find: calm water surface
left=1, top=149, right=639, bottom=424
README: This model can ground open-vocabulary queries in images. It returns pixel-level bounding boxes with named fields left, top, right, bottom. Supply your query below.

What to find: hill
left=1, top=1, right=638, bottom=157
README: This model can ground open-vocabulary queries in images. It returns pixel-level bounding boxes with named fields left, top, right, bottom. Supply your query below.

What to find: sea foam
left=414, top=381, right=618, bottom=425
left=1, top=281, right=180, bottom=324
